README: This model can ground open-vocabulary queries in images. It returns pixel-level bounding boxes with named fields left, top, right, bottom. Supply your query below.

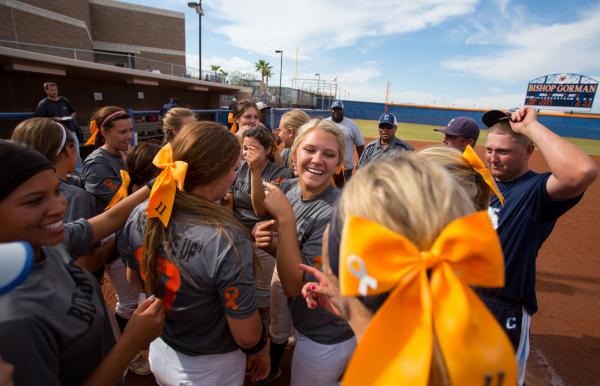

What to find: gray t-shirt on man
left=279, top=179, right=354, bottom=344
left=119, top=202, right=257, bottom=356
left=0, top=220, right=117, bottom=386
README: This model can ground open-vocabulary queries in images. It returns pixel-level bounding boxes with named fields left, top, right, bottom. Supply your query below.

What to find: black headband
left=0, top=144, right=54, bottom=201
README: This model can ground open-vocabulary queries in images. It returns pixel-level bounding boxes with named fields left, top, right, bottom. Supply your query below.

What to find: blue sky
left=131, top=0, right=600, bottom=112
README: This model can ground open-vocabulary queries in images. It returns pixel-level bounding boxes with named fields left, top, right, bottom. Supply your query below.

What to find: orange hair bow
left=147, top=143, right=188, bottom=227
left=463, top=145, right=505, bottom=204
left=339, top=212, right=516, bottom=386
left=84, top=120, right=99, bottom=146
left=104, top=170, right=130, bottom=210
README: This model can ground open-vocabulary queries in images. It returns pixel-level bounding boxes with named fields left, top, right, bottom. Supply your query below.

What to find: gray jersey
left=231, top=160, right=292, bottom=232
left=358, top=137, right=413, bottom=168
left=119, top=202, right=257, bottom=355
left=325, top=117, right=365, bottom=170
left=82, top=147, right=126, bottom=212
left=0, top=220, right=117, bottom=386
left=60, top=179, right=98, bottom=222
left=279, top=179, right=354, bottom=344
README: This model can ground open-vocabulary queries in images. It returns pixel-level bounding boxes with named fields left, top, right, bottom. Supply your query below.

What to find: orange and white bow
left=339, top=212, right=516, bottom=386
left=84, top=120, right=99, bottom=146
left=104, top=170, right=130, bottom=210
left=147, top=143, right=188, bottom=227
left=463, top=145, right=505, bottom=204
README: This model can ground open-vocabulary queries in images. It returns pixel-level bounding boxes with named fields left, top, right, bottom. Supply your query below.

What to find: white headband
left=55, top=122, right=67, bottom=156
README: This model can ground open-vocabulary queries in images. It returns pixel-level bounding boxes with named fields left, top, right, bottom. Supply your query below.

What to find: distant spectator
left=325, top=100, right=364, bottom=186
left=227, top=97, right=238, bottom=131
left=256, top=101, right=272, bottom=131
left=33, top=81, right=83, bottom=172
left=358, top=113, right=412, bottom=168
left=434, top=116, right=480, bottom=151
left=159, top=98, right=180, bottom=117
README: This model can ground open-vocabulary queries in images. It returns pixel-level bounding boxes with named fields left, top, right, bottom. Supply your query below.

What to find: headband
left=462, top=145, right=505, bottom=204
left=0, top=144, right=53, bottom=201
left=147, top=143, right=188, bottom=227
left=104, top=170, right=131, bottom=210
left=55, top=122, right=67, bottom=156
left=339, top=212, right=516, bottom=386
left=85, top=111, right=128, bottom=146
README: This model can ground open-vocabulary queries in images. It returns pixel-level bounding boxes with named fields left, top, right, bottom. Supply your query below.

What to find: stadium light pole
left=187, top=2, right=204, bottom=79
left=315, top=73, right=321, bottom=109
left=275, top=50, right=283, bottom=107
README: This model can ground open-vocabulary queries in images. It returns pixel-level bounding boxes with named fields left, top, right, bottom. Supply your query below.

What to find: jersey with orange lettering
left=118, top=202, right=257, bottom=355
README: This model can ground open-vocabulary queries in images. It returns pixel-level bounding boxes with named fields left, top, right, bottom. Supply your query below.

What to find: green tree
left=210, top=64, right=221, bottom=79
left=255, top=59, right=272, bottom=95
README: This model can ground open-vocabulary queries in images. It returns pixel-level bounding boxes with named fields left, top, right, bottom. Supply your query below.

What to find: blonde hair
left=339, top=153, right=475, bottom=385
left=417, top=146, right=491, bottom=210
left=280, top=109, right=310, bottom=134
left=12, top=117, right=74, bottom=163
left=142, top=122, right=253, bottom=296
left=290, top=118, right=345, bottom=167
left=339, top=152, right=475, bottom=250
left=162, top=107, right=195, bottom=143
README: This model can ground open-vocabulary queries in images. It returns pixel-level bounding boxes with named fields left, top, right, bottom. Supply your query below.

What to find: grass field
left=354, top=119, right=600, bottom=156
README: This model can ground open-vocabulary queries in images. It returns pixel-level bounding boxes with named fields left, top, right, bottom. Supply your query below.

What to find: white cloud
left=442, top=5, right=600, bottom=82
left=186, top=54, right=258, bottom=78
left=204, top=0, right=477, bottom=57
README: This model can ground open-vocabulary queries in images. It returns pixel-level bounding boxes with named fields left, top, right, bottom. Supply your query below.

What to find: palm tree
left=219, top=68, right=228, bottom=83
left=255, top=60, right=273, bottom=95
left=264, top=67, right=272, bottom=95
left=211, top=64, right=221, bottom=76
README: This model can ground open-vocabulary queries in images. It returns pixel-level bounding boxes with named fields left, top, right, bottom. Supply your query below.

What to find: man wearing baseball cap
left=358, top=112, right=412, bottom=168
left=326, top=100, right=365, bottom=186
left=476, top=107, right=597, bottom=385
left=434, top=116, right=480, bottom=151
left=256, top=101, right=272, bottom=131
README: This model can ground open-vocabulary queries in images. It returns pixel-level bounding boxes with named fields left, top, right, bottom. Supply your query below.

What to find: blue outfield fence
left=2, top=103, right=600, bottom=140
left=312, top=98, right=600, bottom=140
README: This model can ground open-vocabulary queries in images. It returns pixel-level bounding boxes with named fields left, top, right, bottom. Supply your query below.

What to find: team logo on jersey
left=103, top=178, right=117, bottom=191
left=134, top=248, right=181, bottom=311
left=224, top=287, right=239, bottom=310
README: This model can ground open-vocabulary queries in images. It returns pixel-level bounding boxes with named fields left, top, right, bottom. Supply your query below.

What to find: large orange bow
left=84, top=120, right=99, bottom=146
left=463, top=145, right=505, bottom=204
left=104, top=170, right=130, bottom=210
left=339, top=212, right=516, bottom=386
left=147, top=143, right=188, bottom=227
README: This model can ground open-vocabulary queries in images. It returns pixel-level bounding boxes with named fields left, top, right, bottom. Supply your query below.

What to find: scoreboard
left=524, top=74, right=597, bottom=110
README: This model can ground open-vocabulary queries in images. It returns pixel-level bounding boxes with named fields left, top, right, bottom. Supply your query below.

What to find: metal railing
left=0, top=39, right=252, bottom=85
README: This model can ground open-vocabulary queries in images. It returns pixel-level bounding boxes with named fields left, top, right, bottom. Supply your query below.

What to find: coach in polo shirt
left=358, top=112, right=413, bottom=168
left=434, top=116, right=480, bottom=151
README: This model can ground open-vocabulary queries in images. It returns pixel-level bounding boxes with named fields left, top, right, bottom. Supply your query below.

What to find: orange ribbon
left=224, top=287, right=239, bottom=310
left=339, top=212, right=516, bottom=386
left=104, top=170, right=130, bottom=210
left=147, top=143, right=188, bottom=227
left=230, top=121, right=238, bottom=134
left=84, top=120, right=99, bottom=146
left=463, top=145, right=505, bottom=204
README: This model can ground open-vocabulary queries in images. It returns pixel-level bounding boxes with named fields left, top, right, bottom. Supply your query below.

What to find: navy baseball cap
left=434, top=116, right=480, bottom=142
left=378, top=113, right=397, bottom=127
left=482, top=110, right=511, bottom=128
left=331, top=100, right=344, bottom=109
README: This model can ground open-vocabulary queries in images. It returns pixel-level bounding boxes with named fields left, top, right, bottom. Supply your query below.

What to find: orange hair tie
left=147, top=143, right=188, bottom=227
left=84, top=120, right=99, bottom=146
left=340, top=212, right=516, bottom=386
left=463, top=145, right=505, bottom=204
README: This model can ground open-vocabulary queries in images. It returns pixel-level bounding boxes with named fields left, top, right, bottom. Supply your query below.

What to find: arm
left=81, top=297, right=164, bottom=386
left=87, top=186, right=150, bottom=244
left=510, top=108, right=597, bottom=200
left=355, top=144, right=365, bottom=160
left=249, top=166, right=268, bottom=217
left=74, top=237, right=115, bottom=272
left=262, top=184, right=304, bottom=297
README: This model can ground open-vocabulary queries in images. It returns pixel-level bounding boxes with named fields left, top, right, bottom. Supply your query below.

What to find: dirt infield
left=108, top=139, right=600, bottom=386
